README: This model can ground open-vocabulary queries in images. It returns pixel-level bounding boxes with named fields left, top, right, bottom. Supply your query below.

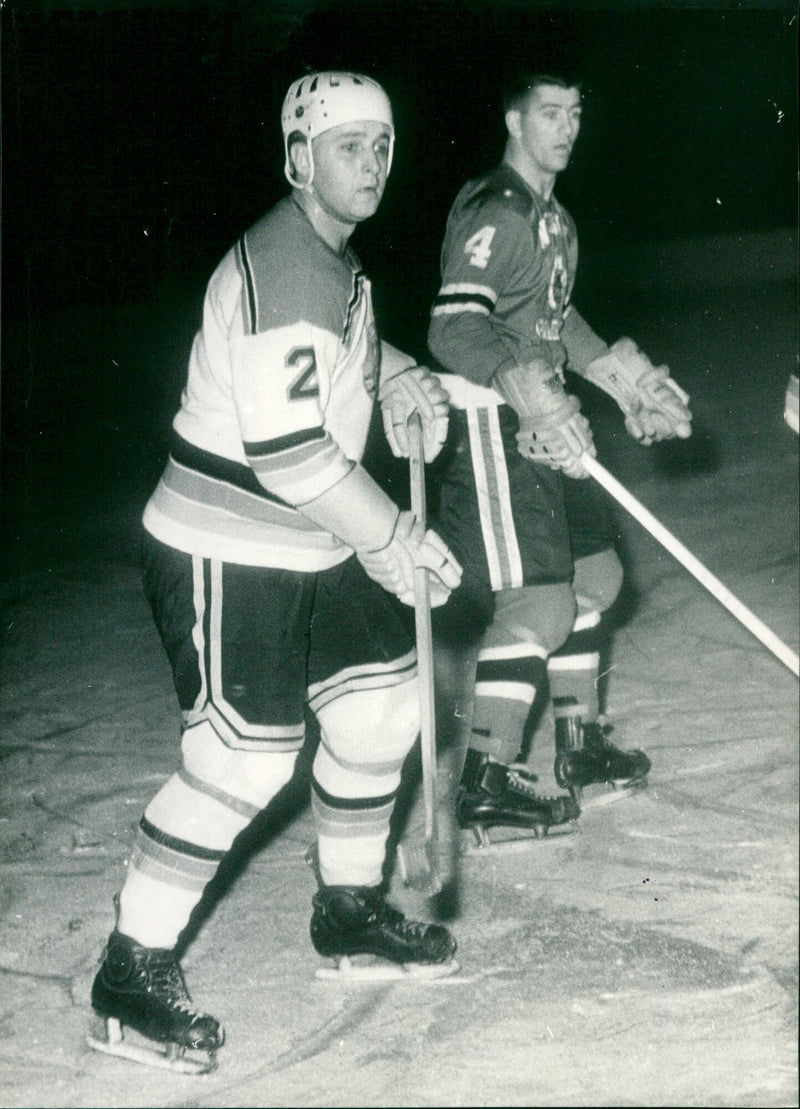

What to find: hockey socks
left=549, top=603, right=650, bottom=795
left=310, top=775, right=399, bottom=889
left=547, top=601, right=606, bottom=726
left=119, top=723, right=299, bottom=948
left=469, top=645, right=548, bottom=764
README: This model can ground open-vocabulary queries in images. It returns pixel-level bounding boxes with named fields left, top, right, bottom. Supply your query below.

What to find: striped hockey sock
left=468, top=644, right=548, bottom=766
left=309, top=681, right=417, bottom=889
left=118, top=722, right=298, bottom=948
left=547, top=600, right=609, bottom=727
left=311, top=742, right=404, bottom=889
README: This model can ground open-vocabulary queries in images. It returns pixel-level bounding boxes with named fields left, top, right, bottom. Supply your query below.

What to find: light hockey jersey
left=143, top=196, right=380, bottom=570
left=428, top=163, right=607, bottom=408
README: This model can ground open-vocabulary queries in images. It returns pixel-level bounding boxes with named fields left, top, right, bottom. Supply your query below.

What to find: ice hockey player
left=426, top=67, right=692, bottom=845
left=88, top=70, right=463, bottom=1073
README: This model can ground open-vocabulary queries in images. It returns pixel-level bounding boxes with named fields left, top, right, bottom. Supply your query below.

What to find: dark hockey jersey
left=144, top=196, right=382, bottom=569
left=428, top=163, right=607, bottom=408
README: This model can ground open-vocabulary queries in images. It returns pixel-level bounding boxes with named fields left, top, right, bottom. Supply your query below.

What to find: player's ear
left=288, top=136, right=312, bottom=185
left=505, top=108, right=523, bottom=141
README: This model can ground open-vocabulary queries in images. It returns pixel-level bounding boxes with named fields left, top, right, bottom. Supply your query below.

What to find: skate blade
left=315, top=954, right=465, bottom=983
left=87, top=1017, right=217, bottom=1075
left=578, top=777, right=649, bottom=811
left=460, top=821, right=577, bottom=854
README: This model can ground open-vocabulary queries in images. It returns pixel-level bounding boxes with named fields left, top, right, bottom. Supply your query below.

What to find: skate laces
left=583, top=719, right=613, bottom=748
left=507, top=766, right=550, bottom=800
left=146, top=951, right=194, bottom=1011
left=368, top=898, right=428, bottom=940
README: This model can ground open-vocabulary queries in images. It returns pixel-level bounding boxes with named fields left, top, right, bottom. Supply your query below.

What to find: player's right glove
left=296, top=465, right=462, bottom=606
left=357, top=510, right=462, bottom=607
left=494, top=361, right=595, bottom=479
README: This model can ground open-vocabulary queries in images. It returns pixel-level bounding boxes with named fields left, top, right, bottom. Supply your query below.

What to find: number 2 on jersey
left=464, top=225, right=496, bottom=269
left=286, top=346, right=320, bottom=401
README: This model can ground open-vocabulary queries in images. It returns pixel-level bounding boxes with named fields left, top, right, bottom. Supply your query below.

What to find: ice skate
left=554, top=711, right=650, bottom=807
left=456, top=749, right=579, bottom=851
left=87, top=930, right=223, bottom=1074
left=310, top=885, right=461, bottom=982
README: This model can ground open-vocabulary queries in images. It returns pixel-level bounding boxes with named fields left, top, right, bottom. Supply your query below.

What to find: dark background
left=2, top=0, right=798, bottom=568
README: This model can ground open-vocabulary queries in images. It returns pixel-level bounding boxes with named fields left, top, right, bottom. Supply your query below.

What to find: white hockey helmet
left=281, top=71, right=395, bottom=187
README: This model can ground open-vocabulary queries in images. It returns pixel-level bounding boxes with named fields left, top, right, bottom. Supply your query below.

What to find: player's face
left=515, top=85, right=582, bottom=176
left=310, top=120, right=391, bottom=224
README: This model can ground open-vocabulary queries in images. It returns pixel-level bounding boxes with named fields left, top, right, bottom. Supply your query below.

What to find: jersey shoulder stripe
left=236, top=236, right=259, bottom=336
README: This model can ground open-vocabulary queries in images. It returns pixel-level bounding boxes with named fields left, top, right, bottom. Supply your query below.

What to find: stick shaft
left=583, top=454, right=799, bottom=677
left=408, top=413, right=442, bottom=890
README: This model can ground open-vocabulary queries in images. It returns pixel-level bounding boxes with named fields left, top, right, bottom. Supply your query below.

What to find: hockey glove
left=581, top=338, right=692, bottom=445
left=379, top=364, right=450, bottom=462
left=357, top=511, right=463, bottom=607
left=495, top=361, right=595, bottom=479
left=297, top=466, right=461, bottom=606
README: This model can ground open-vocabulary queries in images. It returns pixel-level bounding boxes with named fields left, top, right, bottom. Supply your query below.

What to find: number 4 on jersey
left=464, top=225, right=496, bottom=269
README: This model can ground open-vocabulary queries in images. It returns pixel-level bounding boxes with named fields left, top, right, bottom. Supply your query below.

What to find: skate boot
left=88, top=930, right=224, bottom=1073
left=554, top=708, right=651, bottom=803
left=310, top=885, right=459, bottom=980
left=456, top=748, right=580, bottom=848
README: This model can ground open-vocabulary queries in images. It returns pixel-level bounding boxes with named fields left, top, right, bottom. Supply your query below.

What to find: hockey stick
left=583, top=454, right=799, bottom=678
left=407, top=411, right=443, bottom=893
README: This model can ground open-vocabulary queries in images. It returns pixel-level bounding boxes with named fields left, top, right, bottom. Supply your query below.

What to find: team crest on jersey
left=537, top=211, right=563, bottom=249
left=536, top=252, right=569, bottom=341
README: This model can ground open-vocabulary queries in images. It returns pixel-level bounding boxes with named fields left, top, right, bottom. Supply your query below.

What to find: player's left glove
left=379, top=364, right=450, bottom=461
left=581, top=338, right=692, bottom=445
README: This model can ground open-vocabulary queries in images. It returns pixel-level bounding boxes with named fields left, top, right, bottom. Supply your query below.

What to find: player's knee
left=181, top=719, right=298, bottom=805
left=316, top=680, right=420, bottom=768
left=492, top=582, right=576, bottom=655
left=573, top=549, right=623, bottom=613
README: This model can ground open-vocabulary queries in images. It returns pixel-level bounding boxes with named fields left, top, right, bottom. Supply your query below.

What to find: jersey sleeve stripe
left=243, top=425, right=326, bottom=456
left=247, top=436, right=351, bottom=504
left=432, top=300, right=493, bottom=317
left=438, top=282, right=498, bottom=300
left=432, top=284, right=496, bottom=317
